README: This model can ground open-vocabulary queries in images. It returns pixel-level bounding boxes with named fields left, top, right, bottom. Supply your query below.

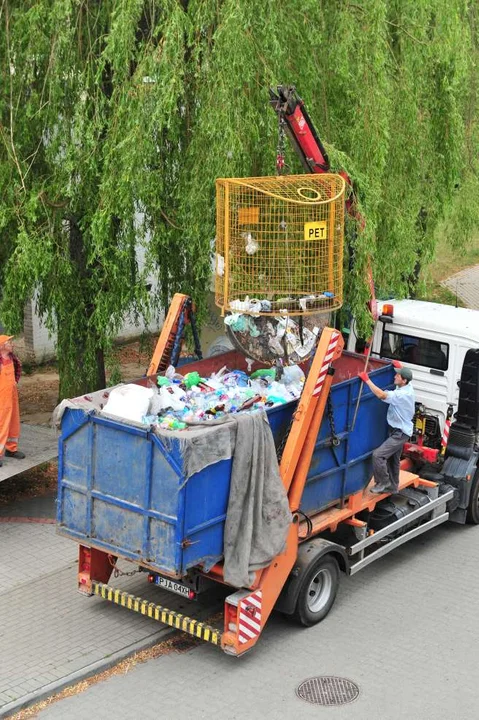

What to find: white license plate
left=155, top=576, right=192, bottom=598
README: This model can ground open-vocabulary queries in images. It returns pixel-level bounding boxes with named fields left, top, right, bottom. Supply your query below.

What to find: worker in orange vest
left=0, top=335, right=25, bottom=467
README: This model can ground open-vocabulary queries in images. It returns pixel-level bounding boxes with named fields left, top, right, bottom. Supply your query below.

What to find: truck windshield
left=380, top=330, right=449, bottom=371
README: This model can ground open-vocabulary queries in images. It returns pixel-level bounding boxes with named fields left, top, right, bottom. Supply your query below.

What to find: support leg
left=221, top=521, right=299, bottom=656
left=78, top=545, right=116, bottom=595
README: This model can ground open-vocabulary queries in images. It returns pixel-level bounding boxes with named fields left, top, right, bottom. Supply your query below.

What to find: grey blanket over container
left=223, top=410, right=292, bottom=588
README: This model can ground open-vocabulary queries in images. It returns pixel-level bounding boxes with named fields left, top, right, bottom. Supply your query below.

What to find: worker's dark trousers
left=372, top=427, right=409, bottom=490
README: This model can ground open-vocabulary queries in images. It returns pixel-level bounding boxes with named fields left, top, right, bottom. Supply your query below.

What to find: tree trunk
left=57, top=215, right=106, bottom=399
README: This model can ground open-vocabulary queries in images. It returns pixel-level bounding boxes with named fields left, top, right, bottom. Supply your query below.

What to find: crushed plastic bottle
left=280, top=364, right=305, bottom=386
left=158, top=414, right=187, bottom=430
left=223, top=370, right=250, bottom=387
left=250, top=368, right=275, bottom=380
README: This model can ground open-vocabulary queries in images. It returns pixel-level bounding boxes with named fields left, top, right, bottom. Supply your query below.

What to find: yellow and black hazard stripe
left=92, top=581, right=221, bottom=646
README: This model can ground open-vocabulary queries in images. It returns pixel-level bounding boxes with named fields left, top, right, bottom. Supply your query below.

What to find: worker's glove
left=392, top=360, right=403, bottom=369
left=358, top=371, right=369, bottom=383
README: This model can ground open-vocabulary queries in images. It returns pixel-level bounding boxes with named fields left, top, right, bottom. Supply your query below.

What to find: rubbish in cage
left=224, top=313, right=261, bottom=337
left=242, top=232, right=259, bottom=255
left=215, top=174, right=345, bottom=317
left=225, top=312, right=331, bottom=365
left=225, top=292, right=335, bottom=315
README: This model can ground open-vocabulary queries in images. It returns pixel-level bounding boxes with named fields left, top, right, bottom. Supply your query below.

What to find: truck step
left=300, top=470, right=423, bottom=537
left=92, top=581, right=221, bottom=646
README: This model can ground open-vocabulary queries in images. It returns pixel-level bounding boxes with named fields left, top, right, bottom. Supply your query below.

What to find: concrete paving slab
left=441, top=263, right=479, bottom=309
left=0, top=523, right=73, bottom=595
left=0, top=424, right=58, bottom=483
left=28, top=522, right=479, bottom=720
left=0, top=521, right=223, bottom=718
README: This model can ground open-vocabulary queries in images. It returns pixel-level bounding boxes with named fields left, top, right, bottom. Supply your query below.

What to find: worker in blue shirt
left=359, top=365, right=415, bottom=494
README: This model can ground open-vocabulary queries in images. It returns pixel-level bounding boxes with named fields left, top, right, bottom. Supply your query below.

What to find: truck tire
left=291, top=555, right=340, bottom=627
left=466, top=470, right=479, bottom=525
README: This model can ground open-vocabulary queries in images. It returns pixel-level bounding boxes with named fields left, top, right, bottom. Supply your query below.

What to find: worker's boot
left=384, top=485, right=398, bottom=494
left=5, top=450, right=26, bottom=459
left=370, top=484, right=388, bottom=494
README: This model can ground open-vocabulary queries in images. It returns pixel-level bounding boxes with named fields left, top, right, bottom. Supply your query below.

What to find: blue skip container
left=57, top=351, right=394, bottom=578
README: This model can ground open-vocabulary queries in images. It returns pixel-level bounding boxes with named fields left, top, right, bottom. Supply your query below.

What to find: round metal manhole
left=296, top=676, right=360, bottom=706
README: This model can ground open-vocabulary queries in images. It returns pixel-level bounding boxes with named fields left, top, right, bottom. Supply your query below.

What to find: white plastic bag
left=103, top=384, right=154, bottom=423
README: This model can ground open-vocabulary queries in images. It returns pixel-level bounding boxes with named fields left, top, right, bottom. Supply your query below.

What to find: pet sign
left=304, top=220, right=328, bottom=241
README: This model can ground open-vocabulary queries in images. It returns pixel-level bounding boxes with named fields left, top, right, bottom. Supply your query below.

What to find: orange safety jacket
left=0, top=353, right=20, bottom=457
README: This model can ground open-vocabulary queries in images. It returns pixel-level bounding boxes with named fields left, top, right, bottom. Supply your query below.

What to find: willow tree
left=1, top=1, right=478, bottom=396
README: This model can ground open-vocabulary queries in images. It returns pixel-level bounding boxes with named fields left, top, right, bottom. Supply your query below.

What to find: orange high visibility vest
left=0, top=357, right=20, bottom=455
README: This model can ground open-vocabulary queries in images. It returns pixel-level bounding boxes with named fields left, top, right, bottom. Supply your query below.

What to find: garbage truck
left=56, top=293, right=477, bottom=657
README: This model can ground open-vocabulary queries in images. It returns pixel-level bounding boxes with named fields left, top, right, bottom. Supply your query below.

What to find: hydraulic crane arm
left=270, top=84, right=362, bottom=227
left=269, top=85, right=330, bottom=174
left=270, top=84, right=375, bottom=316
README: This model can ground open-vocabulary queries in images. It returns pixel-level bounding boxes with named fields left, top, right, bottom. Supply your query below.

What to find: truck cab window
left=381, top=330, right=448, bottom=371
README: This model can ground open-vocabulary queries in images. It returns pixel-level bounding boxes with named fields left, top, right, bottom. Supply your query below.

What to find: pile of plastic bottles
left=143, top=364, right=305, bottom=431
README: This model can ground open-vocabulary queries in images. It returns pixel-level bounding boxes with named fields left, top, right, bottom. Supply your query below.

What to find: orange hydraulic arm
left=147, top=294, right=202, bottom=377
left=220, top=327, right=344, bottom=656
left=280, top=328, right=344, bottom=501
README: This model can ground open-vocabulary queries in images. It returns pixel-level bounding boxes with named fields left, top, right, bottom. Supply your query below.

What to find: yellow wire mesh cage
left=215, top=174, right=346, bottom=316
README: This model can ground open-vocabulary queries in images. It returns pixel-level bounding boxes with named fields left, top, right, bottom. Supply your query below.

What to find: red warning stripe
left=441, top=419, right=451, bottom=447
left=238, top=591, right=262, bottom=645
left=312, top=331, right=340, bottom=397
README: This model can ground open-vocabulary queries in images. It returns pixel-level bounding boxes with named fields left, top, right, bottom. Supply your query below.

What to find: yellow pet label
left=304, top=221, right=328, bottom=241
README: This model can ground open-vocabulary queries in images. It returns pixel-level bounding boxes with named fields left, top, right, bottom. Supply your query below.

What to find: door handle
left=429, top=369, right=444, bottom=376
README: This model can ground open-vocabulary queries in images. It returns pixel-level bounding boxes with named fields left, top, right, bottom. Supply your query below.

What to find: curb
left=1, top=626, right=175, bottom=719
left=0, top=517, right=55, bottom=524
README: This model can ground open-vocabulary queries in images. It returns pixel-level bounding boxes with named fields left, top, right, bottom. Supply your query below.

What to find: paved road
left=0, top=511, right=222, bottom=717
left=29, top=520, right=479, bottom=720
left=441, top=264, right=479, bottom=309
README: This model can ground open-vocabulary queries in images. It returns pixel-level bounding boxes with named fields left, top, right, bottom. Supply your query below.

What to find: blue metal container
left=57, top=353, right=394, bottom=578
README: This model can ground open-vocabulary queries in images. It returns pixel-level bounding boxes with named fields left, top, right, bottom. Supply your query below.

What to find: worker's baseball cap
left=395, top=366, right=413, bottom=381
left=0, top=335, right=13, bottom=345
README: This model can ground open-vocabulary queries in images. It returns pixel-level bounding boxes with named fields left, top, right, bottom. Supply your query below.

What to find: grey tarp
left=223, top=410, right=292, bottom=588
left=53, top=388, right=236, bottom=478
left=52, top=385, right=126, bottom=428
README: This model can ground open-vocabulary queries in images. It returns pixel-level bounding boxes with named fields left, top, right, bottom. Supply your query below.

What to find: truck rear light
left=382, top=303, right=394, bottom=316
left=148, top=573, right=155, bottom=583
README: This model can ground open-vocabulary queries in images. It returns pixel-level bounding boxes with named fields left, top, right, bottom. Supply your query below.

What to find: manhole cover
left=296, top=676, right=360, bottom=706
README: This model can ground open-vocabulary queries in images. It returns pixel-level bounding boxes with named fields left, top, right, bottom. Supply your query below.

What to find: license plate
left=154, top=576, right=192, bottom=598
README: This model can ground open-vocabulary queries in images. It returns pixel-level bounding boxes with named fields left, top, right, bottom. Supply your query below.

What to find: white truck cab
left=347, top=299, right=479, bottom=435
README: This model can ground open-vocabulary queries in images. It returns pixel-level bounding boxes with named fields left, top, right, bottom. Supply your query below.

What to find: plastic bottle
left=280, top=364, right=305, bottom=386
left=250, top=368, right=275, bottom=380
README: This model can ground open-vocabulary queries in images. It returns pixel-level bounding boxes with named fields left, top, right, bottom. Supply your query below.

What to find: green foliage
left=1, top=0, right=478, bottom=393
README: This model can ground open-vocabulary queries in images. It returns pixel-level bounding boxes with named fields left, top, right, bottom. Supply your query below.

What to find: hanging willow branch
left=0, top=0, right=478, bottom=394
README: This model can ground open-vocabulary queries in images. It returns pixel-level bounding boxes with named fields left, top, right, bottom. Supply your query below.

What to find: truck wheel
left=466, top=471, right=479, bottom=525
left=292, top=555, right=340, bottom=627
